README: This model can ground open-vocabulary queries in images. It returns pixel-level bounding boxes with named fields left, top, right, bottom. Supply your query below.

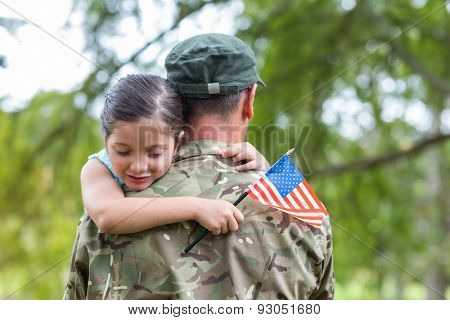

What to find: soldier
left=64, top=33, right=334, bottom=299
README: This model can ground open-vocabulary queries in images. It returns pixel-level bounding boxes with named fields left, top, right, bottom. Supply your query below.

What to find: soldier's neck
left=187, top=115, right=246, bottom=144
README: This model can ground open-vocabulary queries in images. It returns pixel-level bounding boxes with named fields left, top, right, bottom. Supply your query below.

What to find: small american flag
left=247, top=151, right=329, bottom=227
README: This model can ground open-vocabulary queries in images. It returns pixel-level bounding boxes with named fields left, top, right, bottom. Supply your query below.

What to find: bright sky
left=0, top=0, right=243, bottom=111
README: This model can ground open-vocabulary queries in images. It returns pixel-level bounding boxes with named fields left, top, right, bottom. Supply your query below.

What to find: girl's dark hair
left=101, top=74, right=185, bottom=138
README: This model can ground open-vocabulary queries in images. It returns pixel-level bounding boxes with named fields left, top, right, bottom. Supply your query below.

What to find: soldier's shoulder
left=172, top=154, right=260, bottom=186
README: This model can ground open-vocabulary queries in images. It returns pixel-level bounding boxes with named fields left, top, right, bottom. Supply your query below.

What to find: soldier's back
left=70, top=141, right=334, bottom=299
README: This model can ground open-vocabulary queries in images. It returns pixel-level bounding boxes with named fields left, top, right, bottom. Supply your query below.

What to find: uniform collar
left=173, top=140, right=229, bottom=162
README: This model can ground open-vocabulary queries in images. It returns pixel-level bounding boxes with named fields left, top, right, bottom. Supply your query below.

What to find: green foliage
left=1, top=0, right=448, bottom=299
left=241, top=0, right=449, bottom=299
left=0, top=90, right=103, bottom=299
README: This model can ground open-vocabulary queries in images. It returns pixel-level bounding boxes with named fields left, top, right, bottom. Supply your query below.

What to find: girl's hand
left=194, top=199, right=244, bottom=236
left=218, top=142, right=270, bottom=172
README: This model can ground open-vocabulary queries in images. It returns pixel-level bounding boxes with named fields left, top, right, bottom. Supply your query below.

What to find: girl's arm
left=218, top=142, right=271, bottom=172
left=81, top=160, right=243, bottom=234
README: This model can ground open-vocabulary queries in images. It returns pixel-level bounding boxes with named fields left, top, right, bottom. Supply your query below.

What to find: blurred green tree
left=241, top=0, right=449, bottom=299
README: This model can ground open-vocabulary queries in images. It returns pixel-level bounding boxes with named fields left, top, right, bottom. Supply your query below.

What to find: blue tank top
left=88, top=149, right=125, bottom=186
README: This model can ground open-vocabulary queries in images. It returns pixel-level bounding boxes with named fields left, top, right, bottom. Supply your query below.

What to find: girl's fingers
left=232, top=152, right=251, bottom=162
left=235, top=160, right=256, bottom=171
left=219, top=144, right=242, bottom=158
left=227, top=216, right=239, bottom=232
left=212, top=228, right=221, bottom=236
left=220, top=223, right=229, bottom=234
left=233, top=208, right=244, bottom=223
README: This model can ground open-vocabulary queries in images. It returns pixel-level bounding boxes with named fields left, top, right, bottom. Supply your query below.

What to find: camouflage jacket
left=64, top=140, right=334, bottom=299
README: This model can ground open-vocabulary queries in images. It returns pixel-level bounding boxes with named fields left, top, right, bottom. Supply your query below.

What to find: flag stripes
left=247, top=154, right=328, bottom=227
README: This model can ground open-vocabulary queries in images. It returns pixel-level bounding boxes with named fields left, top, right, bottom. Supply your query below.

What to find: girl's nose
left=130, top=154, right=148, bottom=173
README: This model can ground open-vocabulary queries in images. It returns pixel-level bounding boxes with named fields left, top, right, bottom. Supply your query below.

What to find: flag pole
left=184, top=191, right=248, bottom=253
left=286, top=148, right=295, bottom=156
left=183, top=148, right=295, bottom=253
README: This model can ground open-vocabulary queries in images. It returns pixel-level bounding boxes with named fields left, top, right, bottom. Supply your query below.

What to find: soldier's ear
left=242, top=84, right=256, bottom=121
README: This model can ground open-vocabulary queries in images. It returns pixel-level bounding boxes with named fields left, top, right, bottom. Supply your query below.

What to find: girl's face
left=105, top=118, right=179, bottom=191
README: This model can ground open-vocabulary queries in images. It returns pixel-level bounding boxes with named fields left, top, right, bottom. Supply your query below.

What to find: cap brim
left=257, top=76, right=266, bottom=88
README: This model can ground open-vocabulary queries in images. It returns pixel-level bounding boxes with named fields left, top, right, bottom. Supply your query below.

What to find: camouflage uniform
left=64, top=140, right=334, bottom=299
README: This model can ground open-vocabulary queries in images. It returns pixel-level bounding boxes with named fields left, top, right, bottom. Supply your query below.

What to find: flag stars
left=249, top=154, right=325, bottom=227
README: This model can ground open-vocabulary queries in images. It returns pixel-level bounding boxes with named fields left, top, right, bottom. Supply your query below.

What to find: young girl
left=81, top=74, right=270, bottom=236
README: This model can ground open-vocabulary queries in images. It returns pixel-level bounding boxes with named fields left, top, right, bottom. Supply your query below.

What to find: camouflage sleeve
left=310, top=256, right=335, bottom=299
left=309, top=221, right=335, bottom=300
left=63, top=224, right=89, bottom=300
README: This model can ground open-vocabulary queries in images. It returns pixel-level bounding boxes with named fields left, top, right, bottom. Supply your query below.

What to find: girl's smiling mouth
left=126, top=174, right=152, bottom=184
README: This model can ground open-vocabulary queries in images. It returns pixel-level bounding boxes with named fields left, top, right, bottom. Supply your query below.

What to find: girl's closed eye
left=147, top=151, right=163, bottom=158
left=116, top=149, right=131, bottom=156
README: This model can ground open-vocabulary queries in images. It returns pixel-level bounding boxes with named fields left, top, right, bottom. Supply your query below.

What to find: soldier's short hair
left=183, top=88, right=248, bottom=121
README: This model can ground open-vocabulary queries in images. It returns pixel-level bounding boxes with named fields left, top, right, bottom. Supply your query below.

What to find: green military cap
left=165, top=33, right=266, bottom=98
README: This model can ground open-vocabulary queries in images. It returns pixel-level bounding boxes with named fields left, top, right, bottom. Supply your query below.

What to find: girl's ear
left=174, top=130, right=185, bottom=154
